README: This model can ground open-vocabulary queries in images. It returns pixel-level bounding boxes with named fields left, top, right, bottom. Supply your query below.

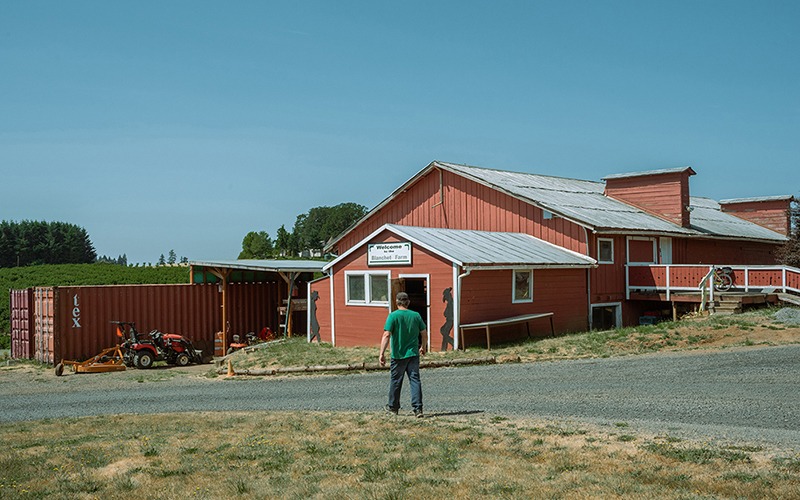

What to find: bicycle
left=712, top=266, right=734, bottom=292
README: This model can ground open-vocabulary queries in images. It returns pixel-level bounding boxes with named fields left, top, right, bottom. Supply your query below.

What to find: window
left=512, top=270, right=533, bottom=303
left=598, top=238, right=614, bottom=264
left=345, top=271, right=390, bottom=306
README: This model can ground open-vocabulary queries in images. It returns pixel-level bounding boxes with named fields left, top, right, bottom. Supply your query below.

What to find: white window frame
left=512, top=269, right=534, bottom=303
left=344, top=270, right=390, bottom=307
left=598, top=238, right=614, bottom=264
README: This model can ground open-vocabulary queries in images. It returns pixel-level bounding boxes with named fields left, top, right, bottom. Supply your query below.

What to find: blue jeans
left=387, top=355, right=422, bottom=411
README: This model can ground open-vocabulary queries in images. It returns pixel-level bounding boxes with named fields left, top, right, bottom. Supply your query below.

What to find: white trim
left=597, top=238, right=614, bottom=264
left=344, top=270, right=391, bottom=307
left=399, top=273, right=431, bottom=349
left=659, top=237, right=673, bottom=265
left=591, top=302, right=623, bottom=330
left=512, top=269, right=534, bottom=303
left=453, top=263, right=460, bottom=350
left=330, top=272, right=336, bottom=346
left=307, top=282, right=311, bottom=342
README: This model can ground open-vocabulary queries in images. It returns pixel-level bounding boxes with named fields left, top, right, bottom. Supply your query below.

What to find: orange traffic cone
left=227, top=359, right=234, bottom=377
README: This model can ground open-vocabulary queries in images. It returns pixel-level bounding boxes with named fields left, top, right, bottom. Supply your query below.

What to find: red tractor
left=116, top=321, right=204, bottom=369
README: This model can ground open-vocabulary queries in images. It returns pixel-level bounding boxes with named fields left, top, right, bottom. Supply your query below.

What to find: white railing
left=626, top=264, right=800, bottom=301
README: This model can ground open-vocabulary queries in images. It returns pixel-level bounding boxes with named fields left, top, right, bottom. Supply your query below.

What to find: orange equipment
left=55, top=344, right=126, bottom=376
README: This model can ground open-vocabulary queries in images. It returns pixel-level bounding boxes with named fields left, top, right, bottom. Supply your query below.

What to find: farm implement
left=54, top=321, right=205, bottom=376
left=55, top=345, right=126, bottom=376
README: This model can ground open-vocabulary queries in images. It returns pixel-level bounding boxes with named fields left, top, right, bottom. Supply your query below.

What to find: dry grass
left=1, top=411, right=798, bottom=499
left=228, top=307, right=800, bottom=372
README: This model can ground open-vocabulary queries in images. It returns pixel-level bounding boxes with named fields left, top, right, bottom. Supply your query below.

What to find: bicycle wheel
left=714, top=274, right=732, bottom=292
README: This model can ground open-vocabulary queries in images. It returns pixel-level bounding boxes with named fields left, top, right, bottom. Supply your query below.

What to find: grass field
left=225, top=307, right=800, bottom=374
left=1, top=411, right=799, bottom=499
left=2, top=308, right=799, bottom=498
left=0, top=412, right=800, bottom=499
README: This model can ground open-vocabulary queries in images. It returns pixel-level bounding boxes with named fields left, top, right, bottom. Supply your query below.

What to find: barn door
left=390, top=278, right=405, bottom=311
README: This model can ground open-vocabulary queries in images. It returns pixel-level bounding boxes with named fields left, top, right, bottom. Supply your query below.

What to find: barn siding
left=331, top=230, right=455, bottom=351
left=605, top=171, right=691, bottom=227
left=460, top=268, right=588, bottom=339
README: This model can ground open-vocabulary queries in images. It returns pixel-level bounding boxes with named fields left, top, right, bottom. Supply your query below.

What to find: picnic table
left=459, top=312, right=554, bottom=350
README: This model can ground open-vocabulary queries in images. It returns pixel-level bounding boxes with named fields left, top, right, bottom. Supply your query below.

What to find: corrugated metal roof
left=436, top=162, right=786, bottom=242
left=190, top=259, right=325, bottom=273
left=719, top=195, right=795, bottom=204
left=436, top=162, right=695, bottom=235
left=381, top=224, right=596, bottom=268
left=602, top=166, right=695, bottom=180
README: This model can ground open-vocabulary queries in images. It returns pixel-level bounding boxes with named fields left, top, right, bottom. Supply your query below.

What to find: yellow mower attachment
left=55, top=345, right=126, bottom=376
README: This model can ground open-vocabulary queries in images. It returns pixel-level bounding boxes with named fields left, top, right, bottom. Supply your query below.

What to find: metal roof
left=190, top=259, right=325, bottom=273
left=324, top=224, right=596, bottom=271
left=326, top=161, right=788, bottom=250
left=436, top=162, right=786, bottom=242
left=602, top=166, right=696, bottom=180
left=719, top=195, right=795, bottom=204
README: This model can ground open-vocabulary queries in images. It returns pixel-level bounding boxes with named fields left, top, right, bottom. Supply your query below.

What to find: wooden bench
left=459, top=312, right=554, bottom=350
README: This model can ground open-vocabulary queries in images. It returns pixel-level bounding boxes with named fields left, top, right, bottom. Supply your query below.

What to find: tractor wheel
left=55, top=363, right=64, bottom=377
left=175, top=352, right=191, bottom=367
left=135, top=351, right=155, bottom=369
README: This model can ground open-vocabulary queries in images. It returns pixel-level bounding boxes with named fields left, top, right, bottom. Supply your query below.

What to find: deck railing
left=626, top=264, right=800, bottom=301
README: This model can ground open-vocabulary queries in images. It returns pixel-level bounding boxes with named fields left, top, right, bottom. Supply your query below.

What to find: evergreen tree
left=168, top=249, right=177, bottom=265
left=158, top=254, right=166, bottom=266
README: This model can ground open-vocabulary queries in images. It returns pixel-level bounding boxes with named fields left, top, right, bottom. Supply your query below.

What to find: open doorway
left=391, top=275, right=431, bottom=346
left=591, top=303, right=622, bottom=330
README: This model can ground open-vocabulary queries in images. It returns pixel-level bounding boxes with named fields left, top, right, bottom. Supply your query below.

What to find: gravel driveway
left=3, top=345, right=799, bottom=450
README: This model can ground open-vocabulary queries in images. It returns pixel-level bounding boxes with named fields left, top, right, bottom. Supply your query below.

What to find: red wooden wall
left=605, top=170, right=692, bottom=227
left=460, top=268, right=588, bottom=346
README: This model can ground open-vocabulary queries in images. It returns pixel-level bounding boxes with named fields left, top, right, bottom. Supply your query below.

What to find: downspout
left=584, top=227, right=593, bottom=330
left=455, top=266, right=472, bottom=350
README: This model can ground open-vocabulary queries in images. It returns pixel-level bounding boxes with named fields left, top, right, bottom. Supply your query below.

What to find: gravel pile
left=774, top=307, right=800, bottom=325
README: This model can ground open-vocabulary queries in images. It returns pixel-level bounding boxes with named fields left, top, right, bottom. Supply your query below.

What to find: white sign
left=368, top=242, right=412, bottom=266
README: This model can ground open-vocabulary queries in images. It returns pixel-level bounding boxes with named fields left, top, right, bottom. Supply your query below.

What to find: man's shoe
left=413, top=409, right=424, bottom=419
left=384, top=405, right=399, bottom=415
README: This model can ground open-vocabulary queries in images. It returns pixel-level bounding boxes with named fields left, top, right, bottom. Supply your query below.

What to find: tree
left=292, top=202, right=367, bottom=253
left=158, top=254, right=166, bottom=266
left=274, top=225, right=294, bottom=257
left=238, top=231, right=273, bottom=259
left=167, top=249, right=177, bottom=265
left=778, top=201, right=800, bottom=267
left=0, top=220, right=96, bottom=267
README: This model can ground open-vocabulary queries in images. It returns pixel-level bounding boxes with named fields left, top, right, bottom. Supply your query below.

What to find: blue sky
left=1, top=1, right=798, bottom=265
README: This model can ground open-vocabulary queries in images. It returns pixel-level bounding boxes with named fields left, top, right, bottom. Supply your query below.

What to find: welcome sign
left=368, top=242, right=412, bottom=266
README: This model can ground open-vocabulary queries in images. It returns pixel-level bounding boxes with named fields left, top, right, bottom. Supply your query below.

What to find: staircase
left=712, top=294, right=743, bottom=315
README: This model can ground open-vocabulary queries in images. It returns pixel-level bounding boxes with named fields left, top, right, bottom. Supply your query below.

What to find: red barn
left=308, top=161, right=796, bottom=350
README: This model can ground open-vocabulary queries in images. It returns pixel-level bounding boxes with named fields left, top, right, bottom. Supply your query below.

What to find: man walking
left=379, top=292, right=427, bottom=418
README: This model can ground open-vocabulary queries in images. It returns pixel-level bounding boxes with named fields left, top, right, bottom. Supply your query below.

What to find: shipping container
left=18, top=282, right=301, bottom=364
left=10, top=288, right=34, bottom=359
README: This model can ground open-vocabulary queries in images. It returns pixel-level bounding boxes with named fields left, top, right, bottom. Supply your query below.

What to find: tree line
left=238, top=202, right=368, bottom=259
left=0, top=220, right=96, bottom=267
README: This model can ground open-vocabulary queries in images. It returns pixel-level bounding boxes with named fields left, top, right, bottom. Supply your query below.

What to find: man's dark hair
left=396, top=292, right=410, bottom=307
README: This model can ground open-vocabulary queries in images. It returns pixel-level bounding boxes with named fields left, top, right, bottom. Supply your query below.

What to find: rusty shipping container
left=10, top=288, right=34, bottom=359
left=27, top=282, right=290, bottom=364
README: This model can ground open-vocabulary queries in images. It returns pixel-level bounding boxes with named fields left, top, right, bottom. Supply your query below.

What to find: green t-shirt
left=384, top=308, right=426, bottom=359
